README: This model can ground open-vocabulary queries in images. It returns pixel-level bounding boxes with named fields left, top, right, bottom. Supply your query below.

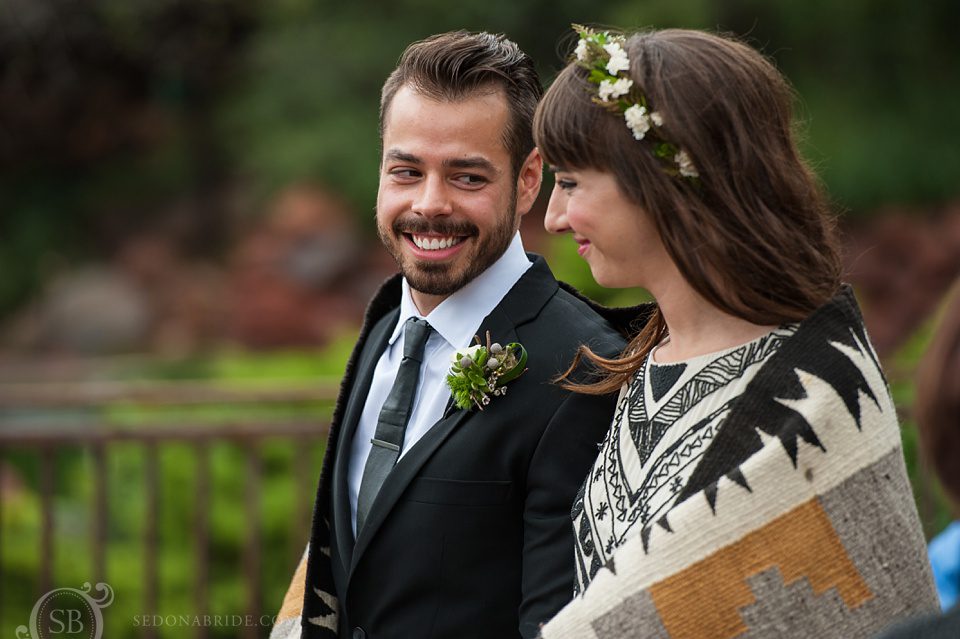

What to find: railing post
left=39, top=446, right=55, bottom=597
left=294, top=442, right=313, bottom=563
left=195, top=442, right=211, bottom=639
left=92, top=442, right=107, bottom=586
left=243, top=442, right=263, bottom=639
left=0, top=413, right=332, bottom=638
left=144, top=442, right=158, bottom=639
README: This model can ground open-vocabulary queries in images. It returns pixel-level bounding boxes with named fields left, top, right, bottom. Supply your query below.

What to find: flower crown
left=572, top=25, right=698, bottom=179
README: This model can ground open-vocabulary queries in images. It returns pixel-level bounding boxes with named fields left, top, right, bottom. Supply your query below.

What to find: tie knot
left=402, top=317, right=432, bottom=361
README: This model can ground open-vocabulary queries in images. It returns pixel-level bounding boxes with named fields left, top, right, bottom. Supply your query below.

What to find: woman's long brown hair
left=534, top=29, right=842, bottom=394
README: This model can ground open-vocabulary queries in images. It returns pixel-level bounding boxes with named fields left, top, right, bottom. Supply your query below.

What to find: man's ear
left=515, top=147, right=543, bottom=218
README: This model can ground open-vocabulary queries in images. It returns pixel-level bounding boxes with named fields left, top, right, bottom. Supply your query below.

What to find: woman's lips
left=575, top=238, right=591, bottom=257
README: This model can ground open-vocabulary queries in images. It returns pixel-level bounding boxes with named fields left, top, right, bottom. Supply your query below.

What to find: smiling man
left=270, top=31, right=624, bottom=639
left=376, top=85, right=522, bottom=313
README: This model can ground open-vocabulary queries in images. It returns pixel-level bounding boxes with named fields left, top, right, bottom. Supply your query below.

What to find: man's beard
left=378, top=207, right=516, bottom=297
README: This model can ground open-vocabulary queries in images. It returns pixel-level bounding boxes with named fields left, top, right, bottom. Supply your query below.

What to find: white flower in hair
left=675, top=150, right=699, bottom=177
left=573, top=26, right=698, bottom=181
left=574, top=38, right=589, bottom=62
left=624, top=104, right=651, bottom=140
left=597, top=77, right=633, bottom=102
left=603, top=42, right=630, bottom=75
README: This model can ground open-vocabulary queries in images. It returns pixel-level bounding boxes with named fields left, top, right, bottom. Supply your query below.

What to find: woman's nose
left=544, top=185, right=570, bottom=234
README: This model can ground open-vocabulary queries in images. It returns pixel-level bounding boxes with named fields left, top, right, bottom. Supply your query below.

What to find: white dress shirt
left=347, top=233, right=533, bottom=535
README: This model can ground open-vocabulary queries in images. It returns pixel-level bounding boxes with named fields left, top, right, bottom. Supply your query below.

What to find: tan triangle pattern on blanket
left=277, top=553, right=308, bottom=623
left=649, top=497, right=872, bottom=639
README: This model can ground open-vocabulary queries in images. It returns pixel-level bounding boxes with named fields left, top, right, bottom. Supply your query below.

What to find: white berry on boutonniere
left=446, top=331, right=528, bottom=411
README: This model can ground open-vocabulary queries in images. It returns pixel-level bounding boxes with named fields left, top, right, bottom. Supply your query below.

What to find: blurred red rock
left=225, top=183, right=388, bottom=349
left=3, top=194, right=958, bottom=358
left=842, top=202, right=960, bottom=357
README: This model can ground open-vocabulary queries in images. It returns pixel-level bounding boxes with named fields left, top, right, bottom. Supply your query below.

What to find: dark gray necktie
left=355, top=317, right=432, bottom=533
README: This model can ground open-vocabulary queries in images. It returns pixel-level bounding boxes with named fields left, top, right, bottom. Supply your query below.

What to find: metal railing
left=0, top=377, right=337, bottom=638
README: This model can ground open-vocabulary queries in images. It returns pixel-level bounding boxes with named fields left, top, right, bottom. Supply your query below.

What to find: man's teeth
left=411, top=235, right=463, bottom=250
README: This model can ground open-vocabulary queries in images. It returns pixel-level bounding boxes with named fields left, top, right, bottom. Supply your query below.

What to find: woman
left=533, top=27, right=938, bottom=638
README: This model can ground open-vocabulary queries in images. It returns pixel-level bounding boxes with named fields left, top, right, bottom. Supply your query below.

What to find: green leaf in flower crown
left=569, top=24, right=695, bottom=184
left=653, top=142, right=675, bottom=159
left=588, top=69, right=609, bottom=84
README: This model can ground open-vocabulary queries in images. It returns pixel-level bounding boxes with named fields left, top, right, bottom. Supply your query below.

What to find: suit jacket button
left=352, top=628, right=366, bottom=639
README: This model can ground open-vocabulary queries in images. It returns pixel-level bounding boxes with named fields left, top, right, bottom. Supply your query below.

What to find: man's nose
left=412, top=175, right=453, bottom=217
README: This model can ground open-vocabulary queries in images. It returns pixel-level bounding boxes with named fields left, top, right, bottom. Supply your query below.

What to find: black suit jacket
left=300, top=255, right=625, bottom=639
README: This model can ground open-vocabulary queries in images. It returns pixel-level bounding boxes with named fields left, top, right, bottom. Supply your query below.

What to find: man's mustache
left=392, top=218, right=478, bottom=237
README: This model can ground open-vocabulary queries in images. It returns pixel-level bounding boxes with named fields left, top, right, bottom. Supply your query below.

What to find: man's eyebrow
left=383, top=150, right=498, bottom=174
left=443, top=157, right=498, bottom=173
left=384, top=149, right=421, bottom=163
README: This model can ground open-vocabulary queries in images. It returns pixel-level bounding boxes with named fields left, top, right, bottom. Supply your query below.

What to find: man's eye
left=390, top=169, right=420, bottom=179
left=455, top=174, right=487, bottom=187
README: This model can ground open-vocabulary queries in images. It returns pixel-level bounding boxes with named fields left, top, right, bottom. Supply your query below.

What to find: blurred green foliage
left=888, top=315, right=956, bottom=538
left=2, top=1, right=958, bottom=634
left=2, top=441, right=328, bottom=638
left=0, top=333, right=364, bottom=637
left=2, top=0, right=959, bottom=316
left=225, top=0, right=960, bottom=211
left=2, top=315, right=955, bottom=636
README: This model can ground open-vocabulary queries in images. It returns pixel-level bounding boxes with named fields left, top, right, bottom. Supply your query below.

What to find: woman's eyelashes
left=556, top=177, right=577, bottom=191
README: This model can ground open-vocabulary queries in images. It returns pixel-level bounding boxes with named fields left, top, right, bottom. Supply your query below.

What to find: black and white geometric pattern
left=573, top=326, right=797, bottom=593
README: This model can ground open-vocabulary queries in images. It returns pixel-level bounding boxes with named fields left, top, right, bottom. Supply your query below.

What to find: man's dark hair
left=380, top=31, right=543, bottom=178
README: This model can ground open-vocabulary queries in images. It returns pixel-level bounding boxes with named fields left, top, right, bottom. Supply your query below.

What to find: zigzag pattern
left=574, top=327, right=796, bottom=590
left=627, top=331, right=790, bottom=465
left=630, top=418, right=717, bottom=519
left=574, top=386, right=631, bottom=592
left=649, top=321, right=892, bottom=558
left=675, top=317, right=885, bottom=511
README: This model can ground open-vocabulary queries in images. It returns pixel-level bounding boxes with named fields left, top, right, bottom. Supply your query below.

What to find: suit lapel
left=350, top=408, right=470, bottom=572
left=331, top=309, right=397, bottom=574
left=346, top=255, right=560, bottom=577
left=349, top=305, right=521, bottom=572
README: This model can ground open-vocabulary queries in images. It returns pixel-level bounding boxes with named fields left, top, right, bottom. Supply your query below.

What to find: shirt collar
left=389, top=232, right=532, bottom=349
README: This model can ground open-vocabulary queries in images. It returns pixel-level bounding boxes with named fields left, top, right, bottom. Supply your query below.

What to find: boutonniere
left=446, top=331, right=528, bottom=411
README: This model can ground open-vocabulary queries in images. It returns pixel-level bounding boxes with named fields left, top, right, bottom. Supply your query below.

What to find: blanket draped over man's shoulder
left=270, top=281, right=406, bottom=639
left=541, top=285, right=939, bottom=639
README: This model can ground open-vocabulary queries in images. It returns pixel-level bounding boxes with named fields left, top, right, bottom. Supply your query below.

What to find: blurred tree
left=223, top=0, right=960, bottom=216
left=709, top=0, right=960, bottom=211
left=218, top=0, right=625, bottom=218
left=1, top=0, right=959, bottom=318
left=0, top=0, right=256, bottom=315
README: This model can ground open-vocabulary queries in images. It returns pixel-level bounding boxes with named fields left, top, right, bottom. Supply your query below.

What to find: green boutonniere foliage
left=446, top=332, right=528, bottom=411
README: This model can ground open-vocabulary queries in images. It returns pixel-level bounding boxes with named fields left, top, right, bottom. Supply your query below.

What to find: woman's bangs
left=533, top=66, right=610, bottom=171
